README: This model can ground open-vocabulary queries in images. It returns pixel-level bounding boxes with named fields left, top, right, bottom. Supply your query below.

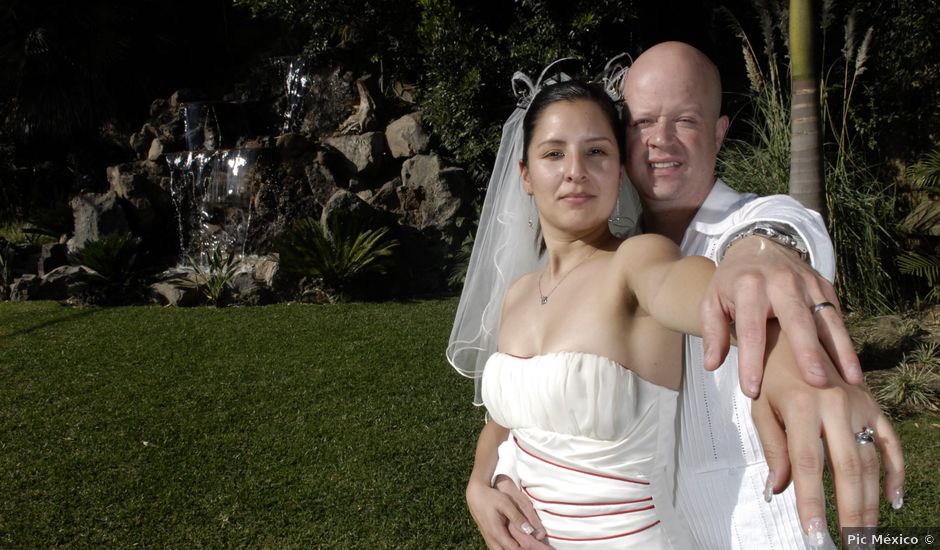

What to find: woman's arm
left=466, top=421, right=546, bottom=549
left=617, top=233, right=715, bottom=337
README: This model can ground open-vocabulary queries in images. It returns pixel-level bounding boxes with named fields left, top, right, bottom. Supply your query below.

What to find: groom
left=466, top=42, right=904, bottom=549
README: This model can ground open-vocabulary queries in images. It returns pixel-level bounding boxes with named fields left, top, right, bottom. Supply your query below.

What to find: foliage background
left=1, top=0, right=938, bottom=307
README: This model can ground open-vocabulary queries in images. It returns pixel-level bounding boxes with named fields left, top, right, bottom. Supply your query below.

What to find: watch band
left=719, top=222, right=809, bottom=263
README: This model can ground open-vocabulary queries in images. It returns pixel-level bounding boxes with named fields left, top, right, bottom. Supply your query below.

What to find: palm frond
left=908, top=149, right=940, bottom=191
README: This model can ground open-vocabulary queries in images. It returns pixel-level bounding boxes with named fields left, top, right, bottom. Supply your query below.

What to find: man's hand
left=752, top=327, right=904, bottom=542
left=466, top=475, right=547, bottom=550
left=701, top=235, right=863, bottom=398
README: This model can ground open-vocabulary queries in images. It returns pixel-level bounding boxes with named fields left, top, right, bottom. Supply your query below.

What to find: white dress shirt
left=676, top=179, right=836, bottom=549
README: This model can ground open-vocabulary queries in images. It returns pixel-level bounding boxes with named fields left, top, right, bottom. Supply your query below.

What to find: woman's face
left=521, top=99, right=623, bottom=237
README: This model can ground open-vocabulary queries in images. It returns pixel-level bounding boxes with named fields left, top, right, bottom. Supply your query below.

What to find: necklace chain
left=537, top=248, right=598, bottom=305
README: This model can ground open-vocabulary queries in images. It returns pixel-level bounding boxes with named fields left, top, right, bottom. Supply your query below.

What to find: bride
left=449, top=77, right=814, bottom=548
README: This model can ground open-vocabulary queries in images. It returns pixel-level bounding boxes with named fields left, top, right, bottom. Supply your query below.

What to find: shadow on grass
left=0, top=305, right=102, bottom=339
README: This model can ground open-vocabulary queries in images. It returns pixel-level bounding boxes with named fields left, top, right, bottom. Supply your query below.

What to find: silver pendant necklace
left=537, top=247, right=598, bottom=305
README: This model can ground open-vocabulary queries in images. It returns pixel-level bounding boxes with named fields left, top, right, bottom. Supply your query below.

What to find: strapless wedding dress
left=482, top=351, right=696, bottom=549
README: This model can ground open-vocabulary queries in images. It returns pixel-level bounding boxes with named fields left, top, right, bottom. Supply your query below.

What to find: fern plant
left=275, top=215, right=398, bottom=301
left=172, top=246, right=242, bottom=306
left=69, top=233, right=157, bottom=305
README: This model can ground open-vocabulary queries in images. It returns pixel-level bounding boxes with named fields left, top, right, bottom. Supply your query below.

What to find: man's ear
left=519, top=160, right=533, bottom=195
left=714, top=115, right=730, bottom=150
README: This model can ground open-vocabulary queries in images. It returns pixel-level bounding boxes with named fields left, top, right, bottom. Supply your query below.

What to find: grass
left=0, top=300, right=482, bottom=548
left=0, top=301, right=937, bottom=547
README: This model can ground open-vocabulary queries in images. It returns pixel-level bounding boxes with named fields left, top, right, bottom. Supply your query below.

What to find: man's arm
left=466, top=421, right=546, bottom=549
left=753, top=323, right=904, bottom=542
left=699, top=194, right=862, bottom=397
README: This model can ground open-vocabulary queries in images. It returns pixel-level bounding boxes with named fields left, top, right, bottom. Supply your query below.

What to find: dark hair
left=521, top=80, right=625, bottom=166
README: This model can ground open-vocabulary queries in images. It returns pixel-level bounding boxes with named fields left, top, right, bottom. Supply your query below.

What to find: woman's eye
left=588, top=148, right=606, bottom=155
left=544, top=150, right=563, bottom=159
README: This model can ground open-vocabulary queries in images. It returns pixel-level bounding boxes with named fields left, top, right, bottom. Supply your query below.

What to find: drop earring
left=609, top=190, right=625, bottom=225
left=528, top=196, right=535, bottom=228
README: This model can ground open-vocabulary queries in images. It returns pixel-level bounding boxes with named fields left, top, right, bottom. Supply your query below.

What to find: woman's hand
left=752, top=326, right=904, bottom=544
left=466, top=475, right=547, bottom=549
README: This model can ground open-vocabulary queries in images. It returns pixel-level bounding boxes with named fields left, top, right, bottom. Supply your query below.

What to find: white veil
left=446, top=56, right=642, bottom=406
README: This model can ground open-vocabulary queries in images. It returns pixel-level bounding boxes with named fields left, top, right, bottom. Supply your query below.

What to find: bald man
left=465, top=42, right=903, bottom=549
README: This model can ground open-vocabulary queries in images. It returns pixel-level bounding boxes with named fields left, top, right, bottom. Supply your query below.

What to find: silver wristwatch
left=719, top=222, right=809, bottom=263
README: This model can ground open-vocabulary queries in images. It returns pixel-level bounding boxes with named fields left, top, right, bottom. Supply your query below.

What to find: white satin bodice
left=482, top=352, right=695, bottom=549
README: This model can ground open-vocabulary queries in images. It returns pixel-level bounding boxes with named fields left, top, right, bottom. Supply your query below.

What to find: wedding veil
left=446, top=56, right=642, bottom=406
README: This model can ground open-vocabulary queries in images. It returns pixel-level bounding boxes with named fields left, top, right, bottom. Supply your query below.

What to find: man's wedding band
left=855, top=426, right=875, bottom=445
left=811, top=301, right=836, bottom=315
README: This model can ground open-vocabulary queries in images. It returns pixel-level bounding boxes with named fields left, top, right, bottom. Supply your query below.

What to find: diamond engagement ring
left=855, top=426, right=875, bottom=445
left=811, top=301, right=836, bottom=315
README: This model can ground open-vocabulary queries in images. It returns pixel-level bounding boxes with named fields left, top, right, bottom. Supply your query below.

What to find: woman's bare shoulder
left=503, top=271, right=537, bottom=310
left=614, top=233, right=682, bottom=263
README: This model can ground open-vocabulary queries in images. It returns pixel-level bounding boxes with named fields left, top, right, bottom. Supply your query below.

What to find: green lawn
left=0, top=301, right=936, bottom=548
left=0, top=301, right=482, bottom=548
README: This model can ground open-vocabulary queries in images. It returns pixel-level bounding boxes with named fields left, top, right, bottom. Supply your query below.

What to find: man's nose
left=646, top=120, right=674, bottom=147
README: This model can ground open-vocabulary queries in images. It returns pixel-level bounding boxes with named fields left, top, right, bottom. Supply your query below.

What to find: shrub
left=172, top=246, right=243, bottom=307
left=872, top=343, right=940, bottom=417
left=274, top=215, right=398, bottom=301
left=68, top=233, right=158, bottom=305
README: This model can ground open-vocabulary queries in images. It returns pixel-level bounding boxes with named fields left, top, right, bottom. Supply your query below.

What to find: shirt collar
left=688, top=178, right=756, bottom=236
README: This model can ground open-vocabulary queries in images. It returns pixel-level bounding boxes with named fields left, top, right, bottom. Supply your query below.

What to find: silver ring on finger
left=855, top=426, right=875, bottom=445
left=811, top=301, right=836, bottom=315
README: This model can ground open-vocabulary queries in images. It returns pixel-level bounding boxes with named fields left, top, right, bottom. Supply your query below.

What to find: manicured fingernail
left=804, top=517, right=827, bottom=548
left=521, top=522, right=534, bottom=535
left=763, top=470, right=774, bottom=502
left=748, top=380, right=760, bottom=397
left=892, top=487, right=904, bottom=510
left=809, top=365, right=826, bottom=379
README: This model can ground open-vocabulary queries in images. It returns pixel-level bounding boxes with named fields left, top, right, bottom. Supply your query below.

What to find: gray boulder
left=320, top=189, right=382, bottom=230
left=37, top=265, right=91, bottom=300
left=385, top=113, right=430, bottom=158
left=150, top=280, right=200, bottom=307
left=324, top=132, right=386, bottom=178
left=399, top=154, right=467, bottom=236
left=68, top=191, right=130, bottom=252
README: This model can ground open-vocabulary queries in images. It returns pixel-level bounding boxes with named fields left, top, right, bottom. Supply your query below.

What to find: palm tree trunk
left=789, top=0, right=827, bottom=220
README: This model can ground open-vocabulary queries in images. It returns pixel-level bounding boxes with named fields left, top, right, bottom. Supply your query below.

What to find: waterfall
left=166, top=149, right=258, bottom=265
left=271, top=56, right=312, bottom=134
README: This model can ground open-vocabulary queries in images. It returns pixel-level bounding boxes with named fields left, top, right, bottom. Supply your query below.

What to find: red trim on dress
left=514, top=437, right=650, bottom=485
left=521, top=485, right=653, bottom=506
left=545, top=519, right=661, bottom=541
left=541, top=504, right=656, bottom=518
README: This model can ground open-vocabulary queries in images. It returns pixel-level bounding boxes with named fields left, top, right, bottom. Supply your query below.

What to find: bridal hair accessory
left=446, top=56, right=642, bottom=405
left=538, top=247, right=598, bottom=305
left=854, top=426, right=875, bottom=445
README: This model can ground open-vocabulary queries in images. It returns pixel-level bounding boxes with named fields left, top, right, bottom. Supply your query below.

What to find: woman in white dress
left=457, top=78, right=810, bottom=548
